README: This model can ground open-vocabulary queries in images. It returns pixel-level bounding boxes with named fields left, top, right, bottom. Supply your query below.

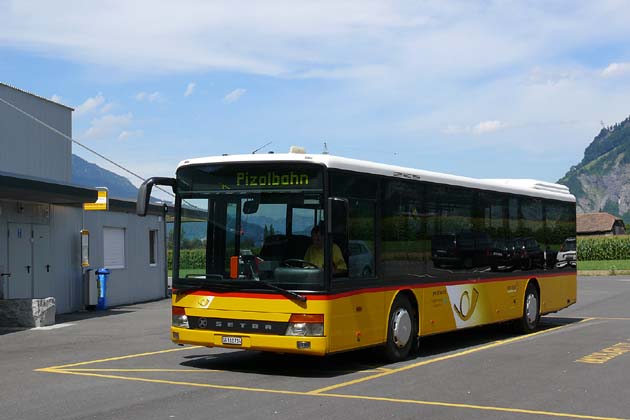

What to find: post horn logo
left=199, top=298, right=209, bottom=307
left=453, top=288, right=480, bottom=321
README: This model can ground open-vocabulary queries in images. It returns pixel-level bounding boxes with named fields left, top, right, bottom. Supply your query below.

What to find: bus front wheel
left=383, top=294, right=418, bottom=362
left=519, top=284, right=540, bottom=333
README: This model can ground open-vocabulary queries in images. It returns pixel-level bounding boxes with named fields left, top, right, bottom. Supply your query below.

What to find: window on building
left=149, top=230, right=158, bottom=266
left=103, top=227, right=125, bottom=269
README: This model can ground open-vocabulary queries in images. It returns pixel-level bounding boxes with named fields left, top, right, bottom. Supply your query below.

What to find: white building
left=0, top=82, right=167, bottom=318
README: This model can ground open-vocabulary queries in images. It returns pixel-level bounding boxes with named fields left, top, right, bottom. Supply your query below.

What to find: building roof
left=0, top=170, right=168, bottom=216
left=178, top=152, right=576, bottom=202
left=0, top=82, right=74, bottom=111
left=0, top=170, right=97, bottom=204
left=576, top=212, right=624, bottom=234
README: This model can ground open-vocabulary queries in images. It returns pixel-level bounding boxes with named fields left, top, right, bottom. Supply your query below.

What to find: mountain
left=558, top=115, right=630, bottom=220
left=72, top=154, right=140, bottom=201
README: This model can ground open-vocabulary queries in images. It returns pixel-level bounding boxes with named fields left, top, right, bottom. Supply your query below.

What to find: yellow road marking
left=38, top=368, right=306, bottom=395
left=61, top=368, right=221, bottom=373
left=320, top=392, right=629, bottom=420
left=37, top=367, right=627, bottom=420
left=36, top=346, right=202, bottom=371
left=576, top=341, right=630, bottom=364
left=308, top=323, right=578, bottom=394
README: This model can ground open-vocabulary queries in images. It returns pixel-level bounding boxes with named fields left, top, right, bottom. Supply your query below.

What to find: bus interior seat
left=259, top=234, right=288, bottom=260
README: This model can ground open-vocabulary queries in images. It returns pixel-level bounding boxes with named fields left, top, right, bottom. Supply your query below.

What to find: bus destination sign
left=236, top=171, right=310, bottom=188
left=178, top=164, right=323, bottom=192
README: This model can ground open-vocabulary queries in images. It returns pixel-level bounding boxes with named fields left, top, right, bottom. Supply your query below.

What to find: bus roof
left=178, top=152, right=575, bottom=202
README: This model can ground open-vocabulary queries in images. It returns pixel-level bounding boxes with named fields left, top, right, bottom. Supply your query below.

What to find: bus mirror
left=328, top=197, right=349, bottom=235
left=243, top=199, right=260, bottom=214
left=136, top=177, right=176, bottom=216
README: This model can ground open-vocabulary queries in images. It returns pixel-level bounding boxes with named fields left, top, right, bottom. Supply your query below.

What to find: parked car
left=489, top=239, right=518, bottom=271
left=556, top=237, right=576, bottom=267
left=431, top=232, right=491, bottom=269
left=513, top=237, right=545, bottom=270
left=348, top=240, right=374, bottom=277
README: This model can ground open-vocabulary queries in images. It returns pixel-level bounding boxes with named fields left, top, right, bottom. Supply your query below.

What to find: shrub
left=168, top=248, right=206, bottom=270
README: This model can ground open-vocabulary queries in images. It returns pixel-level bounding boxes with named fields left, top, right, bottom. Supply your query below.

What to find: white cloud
left=601, top=62, right=630, bottom=78
left=118, top=129, right=144, bottom=140
left=4, top=1, right=629, bottom=82
left=135, top=91, right=162, bottom=102
left=75, top=93, right=105, bottom=116
left=442, top=120, right=507, bottom=135
left=100, top=102, right=114, bottom=113
left=472, top=120, right=507, bottom=135
left=223, top=88, right=246, bottom=103
left=50, top=94, right=63, bottom=103
left=184, top=82, right=196, bottom=97
left=83, top=113, right=133, bottom=140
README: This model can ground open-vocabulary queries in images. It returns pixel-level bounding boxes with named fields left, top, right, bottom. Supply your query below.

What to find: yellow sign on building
left=83, top=187, right=109, bottom=211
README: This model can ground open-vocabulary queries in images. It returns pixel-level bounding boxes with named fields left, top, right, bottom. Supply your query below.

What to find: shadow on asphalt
left=56, top=308, right=136, bottom=323
left=0, top=328, right=29, bottom=336
left=178, top=316, right=584, bottom=378
left=0, top=309, right=134, bottom=335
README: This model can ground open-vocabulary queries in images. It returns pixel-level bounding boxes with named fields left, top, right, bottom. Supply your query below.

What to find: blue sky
left=2, top=0, right=630, bottom=201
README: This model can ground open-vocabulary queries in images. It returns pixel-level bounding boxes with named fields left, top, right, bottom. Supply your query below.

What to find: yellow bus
left=137, top=149, right=576, bottom=361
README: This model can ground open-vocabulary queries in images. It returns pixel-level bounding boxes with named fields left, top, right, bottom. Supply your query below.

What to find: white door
left=8, top=223, right=33, bottom=298
left=33, top=225, right=52, bottom=298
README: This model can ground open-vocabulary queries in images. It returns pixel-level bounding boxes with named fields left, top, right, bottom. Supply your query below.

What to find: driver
left=304, top=226, right=347, bottom=273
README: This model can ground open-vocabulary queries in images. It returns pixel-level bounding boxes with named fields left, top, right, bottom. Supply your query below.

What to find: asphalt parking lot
left=1, top=276, right=629, bottom=420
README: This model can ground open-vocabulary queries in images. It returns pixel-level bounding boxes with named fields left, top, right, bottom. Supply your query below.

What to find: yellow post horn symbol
left=454, top=288, right=480, bottom=321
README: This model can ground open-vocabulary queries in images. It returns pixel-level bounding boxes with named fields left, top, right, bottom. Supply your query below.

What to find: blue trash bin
left=96, top=268, right=110, bottom=310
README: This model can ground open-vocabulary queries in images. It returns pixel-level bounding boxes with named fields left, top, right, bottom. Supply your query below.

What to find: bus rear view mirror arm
left=136, top=177, right=176, bottom=216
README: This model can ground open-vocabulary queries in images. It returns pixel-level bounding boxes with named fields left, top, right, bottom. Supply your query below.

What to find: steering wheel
left=282, top=259, right=319, bottom=269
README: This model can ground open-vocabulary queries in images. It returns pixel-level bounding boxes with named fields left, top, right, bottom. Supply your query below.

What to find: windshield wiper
left=255, top=280, right=307, bottom=303
left=244, top=261, right=307, bottom=303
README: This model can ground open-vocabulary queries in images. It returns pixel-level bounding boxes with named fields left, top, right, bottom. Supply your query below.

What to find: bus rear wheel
left=383, top=294, right=418, bottom=362
left=518, top=284, right=540, bottom=333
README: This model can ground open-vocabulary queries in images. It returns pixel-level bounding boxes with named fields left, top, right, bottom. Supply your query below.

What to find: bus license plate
left=222, top=336, right=242, bottom=345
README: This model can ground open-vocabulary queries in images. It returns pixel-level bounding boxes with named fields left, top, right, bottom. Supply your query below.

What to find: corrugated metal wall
left=0, top=84, right=72, bottom=183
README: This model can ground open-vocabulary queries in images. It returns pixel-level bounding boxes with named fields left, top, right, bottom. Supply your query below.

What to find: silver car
left=348, top=240, right=374, bottom=277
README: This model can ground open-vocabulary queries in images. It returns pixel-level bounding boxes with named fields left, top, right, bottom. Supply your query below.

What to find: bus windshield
left=174, top=164, right=326, bottom=291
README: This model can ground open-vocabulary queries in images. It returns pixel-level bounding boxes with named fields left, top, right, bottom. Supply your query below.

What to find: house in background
left=0, top=82, right=167, bottom=322
left=576, top=212, right=626, bottom=236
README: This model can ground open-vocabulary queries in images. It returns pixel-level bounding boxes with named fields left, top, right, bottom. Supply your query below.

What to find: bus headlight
left=285, top=314, right=324, bottom=337
left=172, top=306, right=189, bottom=328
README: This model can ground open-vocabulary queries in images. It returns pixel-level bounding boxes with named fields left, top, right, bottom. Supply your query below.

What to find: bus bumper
left=171, top=327, right=328, bottom=356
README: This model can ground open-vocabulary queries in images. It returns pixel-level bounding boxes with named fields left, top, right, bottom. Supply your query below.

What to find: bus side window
left=348, top=199, right=376, bottom=278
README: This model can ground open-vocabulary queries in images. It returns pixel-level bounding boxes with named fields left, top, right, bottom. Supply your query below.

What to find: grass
left=578, top=259, right=630, bottom=272
left=168, top=269, right=207, bottom=279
